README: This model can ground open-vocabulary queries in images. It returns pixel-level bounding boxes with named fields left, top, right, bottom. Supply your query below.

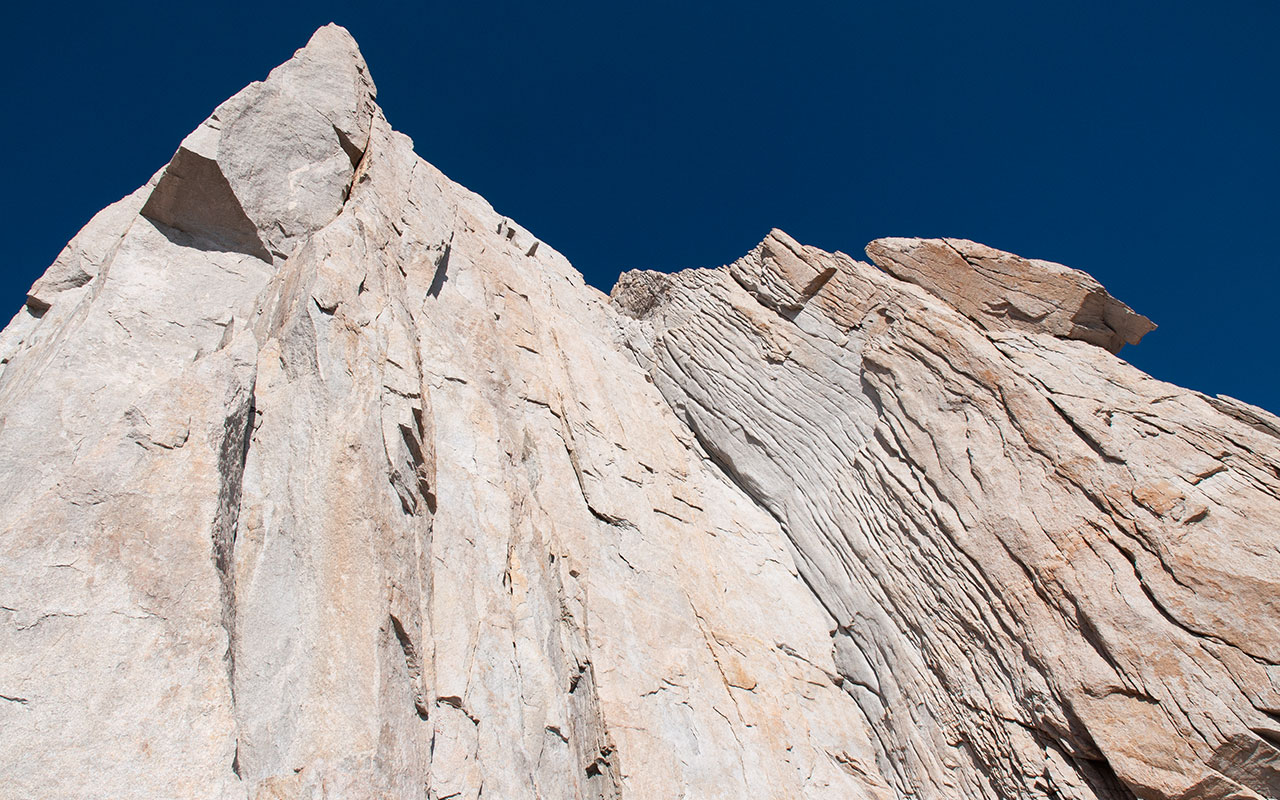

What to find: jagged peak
left=266, top=24, right=378, bottom=152
left=139, top=23, right=378, bottom=264
left=293, top=23, right=368, bottom=71
left=720, top=228, right=843, bottom=314
left=610, top=228, right=839, bottom=319
left=617, top=228, right=1156, bottom=357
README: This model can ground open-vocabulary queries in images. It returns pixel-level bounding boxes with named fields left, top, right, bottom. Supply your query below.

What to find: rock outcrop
left=1, top=25, right=1277, bottom=800
left=863, top=237, right=1156, bottom=354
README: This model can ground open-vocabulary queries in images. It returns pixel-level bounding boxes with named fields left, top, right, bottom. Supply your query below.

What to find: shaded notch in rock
left=392, top=407, right=436, bottom=515
left=389, top=614, right=429, bottom=720
left=427, top=241, right=451, bottom=298
left=333, top=123, right=365, bottom=169
left=141, top=147, right=272, bottom=263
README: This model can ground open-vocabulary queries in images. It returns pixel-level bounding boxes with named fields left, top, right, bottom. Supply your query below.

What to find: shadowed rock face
left=1, top=25, right=1277, bottom=800
left=142, top=145, right=275, bottom=262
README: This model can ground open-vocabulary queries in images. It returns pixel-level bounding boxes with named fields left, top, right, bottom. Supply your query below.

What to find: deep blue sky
left=5, top=3, right=1278, bottom=411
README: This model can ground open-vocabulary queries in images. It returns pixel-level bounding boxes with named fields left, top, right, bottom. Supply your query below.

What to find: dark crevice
left=584, top=744, right=616, bottom=782
left=436, top=694, right=479, bottom=725
left=1071, top=603, right=1139, bottom=700
left=427, top=240, right=451, bottom=298
left=212, top=388, right=255, bottom=689
left=1252, top=720, right=1280, bottom=752
left=798, top=266, right=837, bottom=302
left=1027, top=725, right=1139, bottom=800
left=726, top=268, right=805, bottom=325
left=1041, top=394, right=1125, bottom=464
left=390, top=613, right=429, bottom=720
left=1067, top=753, right=1141, bottom=800
left=568, top=661, right=589, bottom=694
left=586, top=503, right=629, bottom=527
left=396, top=417, right=435, bottom=515
left=545, top=724, right=568, bottom=743
left=333, top=124, right=364, bottom=169
left=412, top=407, right=436, bottom=513
left=558, top=423, right=634, bottom=531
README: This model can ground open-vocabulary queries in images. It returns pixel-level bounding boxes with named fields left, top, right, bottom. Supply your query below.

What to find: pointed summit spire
left=141, top=24, right=378, bottom=263
left=264, top=24, right=378, bottom=162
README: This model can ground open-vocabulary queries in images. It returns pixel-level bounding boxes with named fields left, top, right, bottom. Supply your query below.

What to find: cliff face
left=0, top=26, right=1276, bottom=800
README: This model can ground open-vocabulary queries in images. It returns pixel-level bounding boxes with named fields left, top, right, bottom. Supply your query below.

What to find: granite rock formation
left=1, top=25, right=1277, bottom=800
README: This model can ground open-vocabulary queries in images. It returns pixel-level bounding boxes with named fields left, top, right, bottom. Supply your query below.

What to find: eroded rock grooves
left=0, top=25, right=1276, bottom=800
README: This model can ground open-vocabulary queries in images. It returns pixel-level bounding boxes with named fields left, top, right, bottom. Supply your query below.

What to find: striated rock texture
left=1, top=25, right=1277, bottom=800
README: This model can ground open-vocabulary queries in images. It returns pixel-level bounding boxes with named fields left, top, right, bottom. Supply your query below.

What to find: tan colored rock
left=727, top=228, right=839, bottom=313
left=614, top=234, right=1280, bottom=800
left=1, top=22, right=1277, bottom=800
left=866, top=236, right=1156, bottom=352
left=0, top=26, right=888, bottom=800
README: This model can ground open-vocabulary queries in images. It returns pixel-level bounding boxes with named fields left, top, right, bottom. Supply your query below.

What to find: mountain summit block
left=1, top=24, right=1277, bottom=800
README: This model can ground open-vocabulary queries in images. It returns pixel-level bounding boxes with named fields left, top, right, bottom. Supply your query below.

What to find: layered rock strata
left=615, top=230, right=1280, bottom=800
left=1, top=24, right=1277, bottom=800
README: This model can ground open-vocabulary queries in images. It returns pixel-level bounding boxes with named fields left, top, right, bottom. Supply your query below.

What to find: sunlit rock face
left=1, top=24, right=1277, bottom=800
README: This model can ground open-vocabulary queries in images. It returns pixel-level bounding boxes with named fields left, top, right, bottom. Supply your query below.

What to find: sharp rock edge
left=1, top=24, right=1277, bottom=800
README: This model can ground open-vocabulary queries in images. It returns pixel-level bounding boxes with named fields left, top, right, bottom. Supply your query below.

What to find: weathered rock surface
left=1, top=25, right=1277, bottom=800
left=865, top=237, right=1156, bottom=354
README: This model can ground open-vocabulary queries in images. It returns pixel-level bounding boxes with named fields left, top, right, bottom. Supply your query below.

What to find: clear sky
left=5, top=2, right=1278, bottom=411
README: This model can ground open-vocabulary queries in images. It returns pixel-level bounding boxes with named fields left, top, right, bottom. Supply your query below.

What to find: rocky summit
left=1, top=25, right=1277, bottom=800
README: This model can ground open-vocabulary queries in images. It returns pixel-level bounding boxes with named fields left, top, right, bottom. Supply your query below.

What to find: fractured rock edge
left=1, top=23, right=1278, bottom=800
